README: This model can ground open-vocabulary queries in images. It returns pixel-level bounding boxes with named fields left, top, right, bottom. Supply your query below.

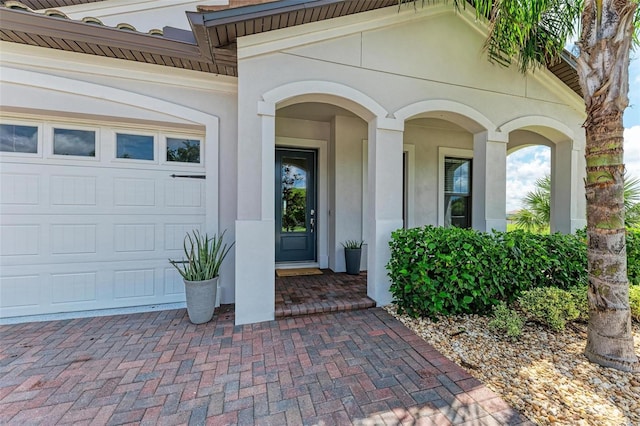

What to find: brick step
left=275, top=296, right=376, bottom=318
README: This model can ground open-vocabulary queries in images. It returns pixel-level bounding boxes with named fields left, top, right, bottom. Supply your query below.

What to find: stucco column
left=472, top=131, right=508, bottom=232
left=367, top=118, right=404, bottom=306
left=551, top=140, right=584, bottom=233
left=235, top=101, right=275, bottom=325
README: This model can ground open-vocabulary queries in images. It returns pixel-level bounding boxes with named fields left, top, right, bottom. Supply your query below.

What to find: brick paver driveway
left=0, top=307, right=531, bottom=425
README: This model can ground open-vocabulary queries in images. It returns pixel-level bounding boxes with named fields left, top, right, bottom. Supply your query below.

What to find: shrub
left=488, top=302, right=524, bottom=340
left=518, top=287, right=580, bottom=331
left=627, top=229, right=640, bottom=285
left=387, top=226, right=503, bottom=318
left=387, top=226, right=588, bottom=318
left=567, top=285, right=589, bottom=322
left=630, top=285, right=640, bottom=322
left=498, top=230, right=587, bottom=291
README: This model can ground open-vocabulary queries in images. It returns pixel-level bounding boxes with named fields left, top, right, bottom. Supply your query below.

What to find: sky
left=506, top=53, right=640, bottom=212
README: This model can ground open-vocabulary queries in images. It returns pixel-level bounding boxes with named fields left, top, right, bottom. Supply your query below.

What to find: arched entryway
left=235, top=81, right=404, bottom=325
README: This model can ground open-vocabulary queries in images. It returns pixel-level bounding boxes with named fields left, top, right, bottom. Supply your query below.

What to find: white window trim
left=438, top=147, right=473, bottom=227
left=0, top=119, right=43, bottom=158
left=48, top=124, right=100, bottom=161
left=162, top=134, right=204, bottom=167
left=111, top=129, right=158, bottom=164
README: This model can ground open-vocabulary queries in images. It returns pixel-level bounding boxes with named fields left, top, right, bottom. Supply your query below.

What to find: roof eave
left=0, top=7, right=204, bottom=60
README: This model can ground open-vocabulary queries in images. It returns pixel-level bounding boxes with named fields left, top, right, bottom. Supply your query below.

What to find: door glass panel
left=0, top=124, right=38, bottom=153
left=53, top=128, right=96, bottom=157
left=116, top=133, right=154, bottom=160
left=281, top=157, right=307, bottom=233
left=167, top=137, right=200, bottom=163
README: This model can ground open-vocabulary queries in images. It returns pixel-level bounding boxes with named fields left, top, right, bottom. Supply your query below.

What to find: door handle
left=310, top=218, right=314, bottom=233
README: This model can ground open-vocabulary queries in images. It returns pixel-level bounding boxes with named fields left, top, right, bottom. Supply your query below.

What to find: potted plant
left=342, top=240, right=363, bottom=275
left=170, top=230, right=233, bottom=324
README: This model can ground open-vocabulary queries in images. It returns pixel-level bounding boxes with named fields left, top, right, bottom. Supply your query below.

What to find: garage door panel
left=0, top=224, right=40, bottom=256
left=51, top=271, right=97, bottom=304
left=51, top=224, right=97, bottom=254
left=2, top=217, right=205, bottom=266
left=164, top=223, right=204, bottom=250
left=114, top=177, right=156, bottom=206
left=1, top=262, right=187, bottom=316
left=113, top=269, right=155, bottom=299
left=50, top=175, right=97, bottom=206
left=114, top=224, right=156, bottom=252
left=0, top=275, right=41, bottom=310
left=165, top=179, right=203, bottom=207
left=1, top=123, right=205, bottom=318
left=164, top=267, right=184, bottom=296
left=0, top=173, right=40, bottom=205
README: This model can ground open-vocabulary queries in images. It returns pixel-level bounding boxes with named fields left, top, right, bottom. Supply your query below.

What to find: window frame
left=438, top=147, right=473, bottom=228
left=49, top=124, right=100, bottom=161
left=162, top=134, right=204, bottom=166
left=0, top=120, right=43, bottom=158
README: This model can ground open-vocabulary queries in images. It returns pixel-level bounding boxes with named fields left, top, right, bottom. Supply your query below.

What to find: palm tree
left=410, top=0, right=639, bottom=371
left=513, top=173, right=640, bottom=230
left=512, top=175, right=551, bottom=233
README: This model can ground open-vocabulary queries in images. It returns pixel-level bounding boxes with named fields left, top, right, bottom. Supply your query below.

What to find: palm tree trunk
left=578, top=0, right=639, bottom=372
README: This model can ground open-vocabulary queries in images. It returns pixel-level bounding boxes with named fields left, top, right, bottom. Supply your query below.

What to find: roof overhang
left=0, top=6, right=226, bottom=74
left=0, top=0, right=582, bottom=96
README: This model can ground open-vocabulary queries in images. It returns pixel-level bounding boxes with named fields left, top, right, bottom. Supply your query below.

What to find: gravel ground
left=385, top=305, right=640, bottom=426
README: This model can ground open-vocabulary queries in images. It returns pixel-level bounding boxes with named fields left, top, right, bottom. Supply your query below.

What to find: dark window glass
left=116, top=133, right=154, bottom=160
left=281, top=157, right=307, bottom=232
left=166, top=138, right=200, bottom=163
left=0, top=124, right=38, bottom=153
left=53, top=128, right=96, bottom=157
left=444, top=157, right=472, bottom=228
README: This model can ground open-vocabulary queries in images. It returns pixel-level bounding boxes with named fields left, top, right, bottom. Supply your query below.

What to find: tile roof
left=11, top=0, right=101, bottom=10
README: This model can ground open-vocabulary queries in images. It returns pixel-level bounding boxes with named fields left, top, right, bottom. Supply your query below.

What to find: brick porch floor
left=275, top=270, right=375, bottom=318
left=0, top=306, right=532, bottom=425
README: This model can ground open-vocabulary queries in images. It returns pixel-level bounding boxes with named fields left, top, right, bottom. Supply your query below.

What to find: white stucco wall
left=234, top=2, right=587, bottom=324
left=404, top=119, right=474, bottom=226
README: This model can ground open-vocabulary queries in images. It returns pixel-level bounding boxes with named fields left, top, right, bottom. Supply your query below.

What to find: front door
left=275, top=148, right=317, bottom=262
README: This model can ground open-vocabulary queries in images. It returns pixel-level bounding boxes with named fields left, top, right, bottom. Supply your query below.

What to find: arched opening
left=502, top=118, right=580, bottom=234
left=235, top=82, right=392, bottom=324
left=507, top=142, right=552, bottom=233
left=394, top=101, right=498, bottom=232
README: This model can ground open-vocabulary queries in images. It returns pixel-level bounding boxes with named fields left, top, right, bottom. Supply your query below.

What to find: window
left=444, top=157, right=472, bottom=228
left=0, top=124, right=38, bottom=153
left=53, top=128, right=96, bottom=157
left=166, top=137, right=200, bottom=163
left=116, top=133, right=154, bottom=160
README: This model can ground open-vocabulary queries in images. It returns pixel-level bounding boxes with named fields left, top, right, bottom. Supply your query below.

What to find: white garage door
left=0, top=119, right=207, bottom=318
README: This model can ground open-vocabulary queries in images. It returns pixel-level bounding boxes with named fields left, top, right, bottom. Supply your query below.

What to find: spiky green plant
left=169, top=230, right=234, bottom=281
left=341, top=240, right=364, bottom=249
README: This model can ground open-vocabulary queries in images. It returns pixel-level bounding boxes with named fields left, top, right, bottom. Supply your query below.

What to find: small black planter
left=344, top=248, right=362, bottom=275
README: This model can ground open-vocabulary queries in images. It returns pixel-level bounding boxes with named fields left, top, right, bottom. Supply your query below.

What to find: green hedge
left=387, top=226, right=589, bottom=318
left=387, top=226, right=640, bottom=319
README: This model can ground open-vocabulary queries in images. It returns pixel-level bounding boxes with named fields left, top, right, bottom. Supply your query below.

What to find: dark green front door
left=275, top=148, right=317, bottom=262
